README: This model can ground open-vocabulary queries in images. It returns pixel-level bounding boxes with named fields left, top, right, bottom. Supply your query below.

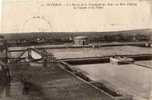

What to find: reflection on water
left=0, top=83, right=10, bottom=98
left=0, top=66, right=11, bottom=99
left=0, top=81, right=49, bottom=100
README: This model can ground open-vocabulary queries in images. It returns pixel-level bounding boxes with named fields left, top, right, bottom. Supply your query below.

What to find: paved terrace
left=0, top=63, right=113, bottom=100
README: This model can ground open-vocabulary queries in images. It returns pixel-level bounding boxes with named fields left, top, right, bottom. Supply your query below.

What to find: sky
left=0, top=0, right=2, bottom=32
left=1, top=0, right=152, bottom=33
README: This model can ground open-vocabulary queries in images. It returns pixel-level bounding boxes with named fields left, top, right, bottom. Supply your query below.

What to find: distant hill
left=0, top=29, right=151, bottom=46
left=1, top=29, right=152, bottom=40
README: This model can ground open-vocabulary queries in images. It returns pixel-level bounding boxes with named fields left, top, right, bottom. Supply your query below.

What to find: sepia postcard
left=0, top=0, right=152, bottom=100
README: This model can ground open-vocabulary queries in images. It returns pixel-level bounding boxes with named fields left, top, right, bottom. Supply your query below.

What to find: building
left=110, top=56, right=134, bottom=65
left=73, top=36, right=89, bottom=45
left=145, top=42, right=152, bottom=47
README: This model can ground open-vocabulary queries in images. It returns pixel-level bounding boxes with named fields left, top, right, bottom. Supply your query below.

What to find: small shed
left=73, top=36, right=88, bottom=45
left=110, top=56, right=134, bottom=65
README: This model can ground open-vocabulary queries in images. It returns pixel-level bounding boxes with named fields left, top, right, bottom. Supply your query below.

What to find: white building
left=73, top=36, right=89, bottom=46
